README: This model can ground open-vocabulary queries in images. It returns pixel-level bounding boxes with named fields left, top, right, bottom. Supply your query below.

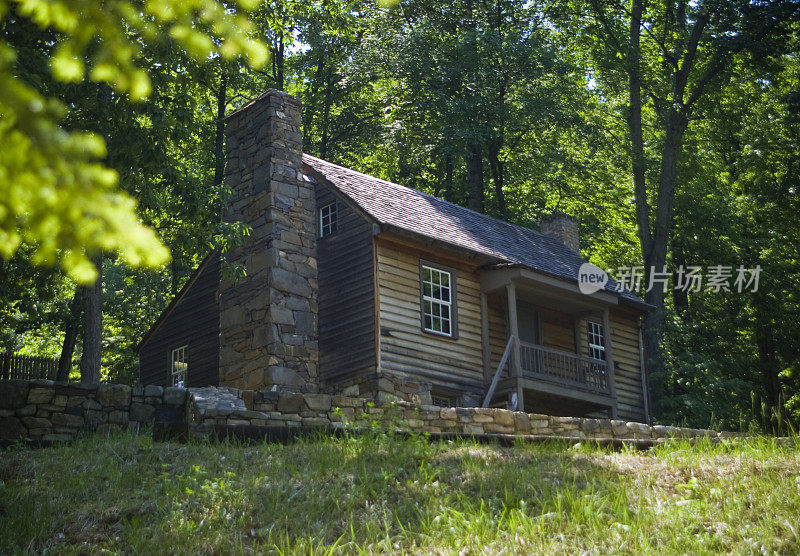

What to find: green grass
left=1, top=431, right=799, bottom=554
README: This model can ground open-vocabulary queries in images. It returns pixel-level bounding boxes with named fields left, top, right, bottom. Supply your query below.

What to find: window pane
left=421, top=265, right=454, bottom=336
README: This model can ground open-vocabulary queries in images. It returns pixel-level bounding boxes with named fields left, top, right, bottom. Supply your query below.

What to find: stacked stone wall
left=188, top=386, right=744, bottom=443
left=0, top=380, right=186, bottom=445
left=1, top=380, right=751, bottom=446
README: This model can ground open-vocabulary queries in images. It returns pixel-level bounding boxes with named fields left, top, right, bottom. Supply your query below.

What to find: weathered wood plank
left=377, top=240, right=485, bottom=396
left=316, top=184, right=377, bottom=385
left=139, top=252, right=221, bottom=387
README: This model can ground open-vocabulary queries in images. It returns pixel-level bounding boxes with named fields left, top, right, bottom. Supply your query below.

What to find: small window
left=431, top=394, right=454, bottom=408
left=421, top=263, right=456, bottom=337
left=171, top=346, right=187, bottom=387
left=319, top=202, right=337, bottom=237
left=587, top=321, right=606, bottom=361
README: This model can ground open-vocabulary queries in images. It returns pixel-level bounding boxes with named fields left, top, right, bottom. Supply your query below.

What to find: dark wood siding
left=138, top=252, right=220, bottom=387
left=316, top=184, right=377, bottom=385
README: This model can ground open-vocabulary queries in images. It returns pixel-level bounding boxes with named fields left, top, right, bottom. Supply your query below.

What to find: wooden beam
left=480, top=292, right=491, bottom=383
left=639, top=324, right=652, bottom=424
left=494, top=377, right=616, bottom=409
left=506, top=283, right=520, bottom=377
left=482, top=336, right=515, bottom=408
left=518, top=268, right=619, bottom=305
left=602, top=308, right=619, bottom=419
left=480, top=268, right=519, bottom=293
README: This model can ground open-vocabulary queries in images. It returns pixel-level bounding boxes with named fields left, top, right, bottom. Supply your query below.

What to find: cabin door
left=517, top=301, right=540, bottom=344
left=517, top=301, right=541, bottom=373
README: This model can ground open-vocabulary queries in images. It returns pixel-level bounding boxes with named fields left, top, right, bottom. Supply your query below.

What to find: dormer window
left=319, top=202, right=337, bottom=237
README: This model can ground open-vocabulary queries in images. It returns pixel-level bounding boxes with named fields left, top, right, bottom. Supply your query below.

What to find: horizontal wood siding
left=577, top=311, right=645, bottom=421
left=609, top=311, right=646, bottom=421
left=540, top=308, right=576, bottom=353
left=139, top=252, right=220, bottom=387
left=316, top=185, right=377, bottom=385
left=377, top=240, right=484, bottom=395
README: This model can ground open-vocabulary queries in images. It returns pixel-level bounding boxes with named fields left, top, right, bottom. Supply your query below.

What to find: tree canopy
left=2, top=0, right=799, bottom=431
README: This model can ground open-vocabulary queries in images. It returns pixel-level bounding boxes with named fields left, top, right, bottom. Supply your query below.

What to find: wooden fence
left=0, top=352, right=59, bottom=381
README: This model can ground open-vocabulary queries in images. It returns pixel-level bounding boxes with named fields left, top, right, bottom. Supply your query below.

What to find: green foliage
left=2, top=0, right=798, bottom=427
left=1, top=432, right=799, bottom=552
left=0, top=0, right=267, bottom=283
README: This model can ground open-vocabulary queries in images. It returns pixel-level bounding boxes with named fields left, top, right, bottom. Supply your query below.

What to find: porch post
left=480, top=292, right=491, bottom=384
left=602, top=307, right=618, bottom=419
left=506, top=282, right=524, bottom=411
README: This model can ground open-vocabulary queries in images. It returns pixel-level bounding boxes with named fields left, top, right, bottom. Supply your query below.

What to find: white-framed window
left=587, top=321, right=606, bottom=361
left=319, top=202, right=336, bottom=237
left=421, top=263, right=455, bottom=337
left=171, top=346, right=187, bottom=387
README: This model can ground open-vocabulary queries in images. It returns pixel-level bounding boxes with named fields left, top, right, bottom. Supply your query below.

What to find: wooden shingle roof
left=302, top=154, right=647, bottom=309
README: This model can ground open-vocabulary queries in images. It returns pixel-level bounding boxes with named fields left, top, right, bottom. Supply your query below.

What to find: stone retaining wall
left=1, top=381, right=743, bottom=446
left=0, top=380, right=186, bottom=445
left=188, top=386, right=738, bottom=442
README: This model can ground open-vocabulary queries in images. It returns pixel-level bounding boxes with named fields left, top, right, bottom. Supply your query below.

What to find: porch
left=479, top=266, right=619, bottom=418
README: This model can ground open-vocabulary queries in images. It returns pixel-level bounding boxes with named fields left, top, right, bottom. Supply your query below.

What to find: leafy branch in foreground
left=0, top=0, right=269, bottom=283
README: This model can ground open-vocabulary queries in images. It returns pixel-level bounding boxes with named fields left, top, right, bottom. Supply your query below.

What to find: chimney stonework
left=541, top=212, right=580, bottom=254
left=218, top=90, right=319, bottom=392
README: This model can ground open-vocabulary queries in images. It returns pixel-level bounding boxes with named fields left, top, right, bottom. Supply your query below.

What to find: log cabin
left=138, top=89, right=652, bottom=422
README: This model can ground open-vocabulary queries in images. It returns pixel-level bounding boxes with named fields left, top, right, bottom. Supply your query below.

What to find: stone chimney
left=541, top=211, right=580, bottom=254
left=218, top=90, right=318, bottom=392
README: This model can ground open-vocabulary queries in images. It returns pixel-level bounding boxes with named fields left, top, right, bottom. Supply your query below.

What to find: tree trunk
left=487, top=138, right=505, bottom=218
left=213, top=68, right=227, bottom=190
left=756, top=324, right=779, bottom=410
left=170, top=257, right=180, bottom=297
left=303, top=49, right=326, bottom=150
left=627, top=0, right=652, bottom=269
left=466, top=143, right=484, bottom=213
left=671, top=241, right=689, bottom=314
left=275, top=32, right=285, bottom=91
left=641, top=108, right=688, bottom=375
left=320, top=68, right=334, bottom=159
left=79, top=254, right=103, bottom=384
left=443, top=153, right=454, bottom=202
left=56, top=288, right=82, bottom=381
left=626, top=0, right=692, bottom=380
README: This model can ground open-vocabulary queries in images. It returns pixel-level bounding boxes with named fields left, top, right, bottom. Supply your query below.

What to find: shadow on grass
left=0, top=431, right=654, bottom=553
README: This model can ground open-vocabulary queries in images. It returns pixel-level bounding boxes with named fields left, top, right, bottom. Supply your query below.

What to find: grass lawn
left=1, top=430, right=799, bottom=554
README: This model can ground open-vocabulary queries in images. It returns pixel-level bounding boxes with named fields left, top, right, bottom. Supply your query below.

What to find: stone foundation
left=1, top=380, right=752, bottom=446
left=321, top=372, right=481, bottom=408
left=187, top=386, right=743, bottom=443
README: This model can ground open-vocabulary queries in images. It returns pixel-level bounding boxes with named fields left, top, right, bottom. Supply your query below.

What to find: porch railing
left=519, top=341, right=611, bottom=395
